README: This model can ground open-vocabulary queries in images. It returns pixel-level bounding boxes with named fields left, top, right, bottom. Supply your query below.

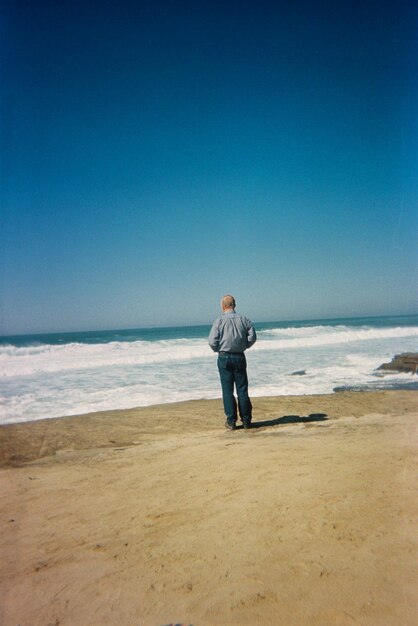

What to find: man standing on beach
left=208, top=295, right=257, bottom=430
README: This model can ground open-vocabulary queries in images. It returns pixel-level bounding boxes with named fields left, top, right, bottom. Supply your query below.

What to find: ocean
left=1, top=314, right=417, bottom=425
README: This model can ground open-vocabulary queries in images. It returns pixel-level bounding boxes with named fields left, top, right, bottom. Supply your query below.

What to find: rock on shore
left=377, top=352, right=418, bottom=374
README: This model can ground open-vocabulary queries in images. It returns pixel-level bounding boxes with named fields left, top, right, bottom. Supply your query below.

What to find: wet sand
left=1, top=390, right=417, bottom=625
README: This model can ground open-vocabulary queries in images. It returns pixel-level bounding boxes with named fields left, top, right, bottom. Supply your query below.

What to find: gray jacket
left=208, top=311, right=257, bottom=353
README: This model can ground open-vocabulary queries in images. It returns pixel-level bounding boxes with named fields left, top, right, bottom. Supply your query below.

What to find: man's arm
left=247, top=319, right=257, bottom=348
left=208, top=319, right=221, bottom=352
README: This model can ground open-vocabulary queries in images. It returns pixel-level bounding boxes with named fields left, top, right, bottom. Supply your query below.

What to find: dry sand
left=1, top=390, right=417, bottom=626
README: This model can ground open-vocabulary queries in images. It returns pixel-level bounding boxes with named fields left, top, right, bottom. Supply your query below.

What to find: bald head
left=221, top=295, right=236, bottom=311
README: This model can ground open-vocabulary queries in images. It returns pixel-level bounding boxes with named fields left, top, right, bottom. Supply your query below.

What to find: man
left=208, top=295, right=257, bottom=430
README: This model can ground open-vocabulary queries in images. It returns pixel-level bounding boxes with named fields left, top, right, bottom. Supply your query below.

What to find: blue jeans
left=217, top=353, right=252, bottom=424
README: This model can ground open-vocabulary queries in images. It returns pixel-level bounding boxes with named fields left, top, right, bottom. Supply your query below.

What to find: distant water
left=1, top=314, right=417, bottom=424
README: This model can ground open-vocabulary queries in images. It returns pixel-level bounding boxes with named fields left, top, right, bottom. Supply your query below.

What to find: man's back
left=209, top=310, right=256, bottom=353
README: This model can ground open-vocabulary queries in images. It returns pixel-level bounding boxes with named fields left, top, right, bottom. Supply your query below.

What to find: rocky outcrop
left=377, top=353, right=418, bottom=374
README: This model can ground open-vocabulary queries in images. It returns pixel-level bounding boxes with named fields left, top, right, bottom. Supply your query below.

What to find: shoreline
left=1, top=381, right=418, bottom=429
left=1, top=389, right=417, bottom=625
left=0, top=389, right=417, bottom=467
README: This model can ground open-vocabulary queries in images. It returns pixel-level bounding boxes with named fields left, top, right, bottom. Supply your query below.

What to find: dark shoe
left=243, top=420, right=252, bottom=429
left=225, top=420, right=236, bottom=430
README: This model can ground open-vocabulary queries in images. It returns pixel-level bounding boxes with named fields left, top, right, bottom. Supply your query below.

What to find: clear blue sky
left=1, top=0, right=417, bottom=334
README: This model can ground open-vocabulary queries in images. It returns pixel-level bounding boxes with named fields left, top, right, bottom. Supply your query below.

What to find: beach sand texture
left=1, top=391, right=417, bottom=626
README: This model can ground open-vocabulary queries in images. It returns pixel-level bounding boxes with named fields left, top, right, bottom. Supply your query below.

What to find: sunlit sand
left=1, top=390, right=417, bottom=625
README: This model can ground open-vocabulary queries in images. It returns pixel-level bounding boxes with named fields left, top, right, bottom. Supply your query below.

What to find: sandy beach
left=1, top=390, right=417, bottom=626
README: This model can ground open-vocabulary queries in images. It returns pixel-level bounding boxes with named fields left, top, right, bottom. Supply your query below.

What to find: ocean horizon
left=1, top=313, right=417, bottom=425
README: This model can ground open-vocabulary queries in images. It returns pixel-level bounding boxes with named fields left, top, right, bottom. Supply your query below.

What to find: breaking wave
left=1, top=320, right=417, bottom=423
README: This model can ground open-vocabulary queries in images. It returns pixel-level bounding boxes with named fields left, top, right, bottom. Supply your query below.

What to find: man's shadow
left=241, top=413, right=328, bottom=429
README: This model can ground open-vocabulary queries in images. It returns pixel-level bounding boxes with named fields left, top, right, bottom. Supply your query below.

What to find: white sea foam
left=255, top=325, right=418, bottom=347
left=1, top=323, right=417, bottom=424
left=1, top=325, right=417, bottom=378
left=0, top=338, right=211, bottom=377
